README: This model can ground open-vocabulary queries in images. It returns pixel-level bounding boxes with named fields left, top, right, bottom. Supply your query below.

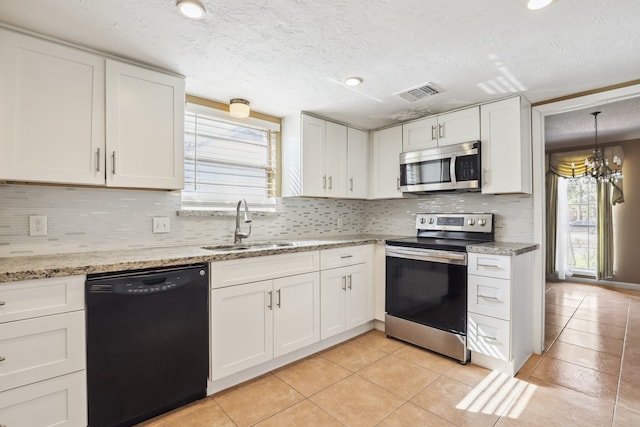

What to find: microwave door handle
left=449, top=154, right=457, bottom=186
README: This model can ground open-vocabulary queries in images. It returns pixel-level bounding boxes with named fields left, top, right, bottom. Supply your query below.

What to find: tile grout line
left=610, top=300, right=631, bottom=427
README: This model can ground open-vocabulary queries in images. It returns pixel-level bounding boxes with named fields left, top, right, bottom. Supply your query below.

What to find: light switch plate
left=152, top=217, right=170, bottom=234
left=29, top=215, right=48, bottom=236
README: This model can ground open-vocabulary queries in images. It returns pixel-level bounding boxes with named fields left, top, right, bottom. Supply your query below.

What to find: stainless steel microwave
left=399, top=141, right=481, bottom=193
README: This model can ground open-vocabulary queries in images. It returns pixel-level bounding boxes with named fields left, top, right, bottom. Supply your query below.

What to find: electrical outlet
left=29, top=215, right=48, bottom=236
left=336, top=218, right=343, bottom=229
left=152, top=217, right=170, bottom=234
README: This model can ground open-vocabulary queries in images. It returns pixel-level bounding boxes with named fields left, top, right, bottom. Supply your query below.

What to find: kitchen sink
left=201, top=241, right=296, bottom=252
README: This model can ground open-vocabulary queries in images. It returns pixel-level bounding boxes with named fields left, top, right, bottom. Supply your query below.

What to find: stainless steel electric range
left=385, top=213, right=494, bottom=363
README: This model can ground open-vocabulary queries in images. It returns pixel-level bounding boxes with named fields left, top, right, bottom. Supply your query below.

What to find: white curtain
left=555, top=177, right=570, bottom=280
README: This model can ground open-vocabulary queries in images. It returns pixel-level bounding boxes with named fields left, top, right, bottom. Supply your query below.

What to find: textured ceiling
left=545, top=97, right=640, bottom=150
left=1, top=0, right=639, bottom=130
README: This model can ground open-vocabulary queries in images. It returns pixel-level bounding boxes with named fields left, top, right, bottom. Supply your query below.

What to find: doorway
left=531, top=82, right=640, bottom=354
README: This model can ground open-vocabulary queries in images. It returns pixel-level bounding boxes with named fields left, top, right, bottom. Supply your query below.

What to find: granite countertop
left=0, top=235, right=398, bottom=283
left=466, top=241, right=539, bottom=256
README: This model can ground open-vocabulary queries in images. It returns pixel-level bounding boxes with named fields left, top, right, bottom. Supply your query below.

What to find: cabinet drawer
left=320, top=245, right=371, bottom=270
left=211, top=251, right=320, bottom=289
left=0, top=311, right=86, bottom=392
left=468, top=275, right=511, bottom=320
left=0, top=275, right=85, bottom=323
left=0, top=370, right=87, bottom=427
left=468, top=253, right=511, bottom=279
left=468, top=312, right=511, bottom=361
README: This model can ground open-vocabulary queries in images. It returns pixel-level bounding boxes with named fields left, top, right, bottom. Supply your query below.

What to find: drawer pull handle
left=479, top=335, right=497, bottom=341
left=347, top=274, right=352, bottom=290
left=340, top=255, right=353, bottom=259
left=342, top=276, right=347, bottom=291
left=478, top=263, right=500, bottom=269
left=0, top=301, right=5, bottom=306
left=479, top=295, right=499, bottom=301
left=267, top=291, right=273, bottom=310
left=276, top=289, right=281, bottom=308
left=0, top=356, right=6, bottom=362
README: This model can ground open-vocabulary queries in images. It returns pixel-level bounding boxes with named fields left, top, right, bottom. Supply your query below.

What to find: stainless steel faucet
left=234, top=199, right=252, bottom=244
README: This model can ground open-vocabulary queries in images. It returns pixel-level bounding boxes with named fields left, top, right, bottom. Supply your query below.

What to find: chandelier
left=583, top=111, right=622, bottom=182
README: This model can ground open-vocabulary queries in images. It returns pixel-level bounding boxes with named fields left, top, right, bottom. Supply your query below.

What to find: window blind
left=181, top=106, right=278, bottom=211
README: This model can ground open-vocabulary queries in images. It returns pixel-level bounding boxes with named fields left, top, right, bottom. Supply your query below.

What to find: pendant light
left=584, top=111, right=622, bottom=182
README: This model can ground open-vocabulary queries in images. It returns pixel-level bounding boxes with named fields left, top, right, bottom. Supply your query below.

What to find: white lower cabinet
left=320, top=246, right=374, bottom=339
left=0, top=371, right=87, bottom=427
left=210, top=271, right=320, bottom=380
left=467, top=251, right=536, bottom=375
left=0, top=275, right=86, bottom=427
left=320, top=264, right=371, bottom=339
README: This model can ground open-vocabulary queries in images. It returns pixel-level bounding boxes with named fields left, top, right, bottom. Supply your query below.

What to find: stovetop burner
left=386, top=213, right=494, bottom=251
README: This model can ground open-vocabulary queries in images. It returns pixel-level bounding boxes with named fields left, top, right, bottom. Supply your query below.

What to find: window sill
left=177, top=209, right=280, bottom=217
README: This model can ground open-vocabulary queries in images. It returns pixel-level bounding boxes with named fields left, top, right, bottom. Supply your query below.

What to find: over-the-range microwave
left=399, top=141, right=481, bottom=193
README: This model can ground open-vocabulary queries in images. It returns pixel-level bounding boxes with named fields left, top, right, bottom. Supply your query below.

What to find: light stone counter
left=0, top=235, right=398, bottom=283
left=466, top=241, right=539, bottom=256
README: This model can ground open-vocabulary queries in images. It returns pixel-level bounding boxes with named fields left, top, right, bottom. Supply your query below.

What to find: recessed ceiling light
left=177, top=0, right=206, bottom=20
left=344, top=77, right=363, bottom=87
left=527, top=0, right=554, bottom=10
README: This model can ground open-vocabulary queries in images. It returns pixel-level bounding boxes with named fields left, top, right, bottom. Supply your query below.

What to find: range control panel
left=415, top=213, right=494, bottom=233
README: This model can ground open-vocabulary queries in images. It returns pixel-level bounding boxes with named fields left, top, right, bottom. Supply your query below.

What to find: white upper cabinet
left=324, top=121, right=348, bottom=197
left=282, top=113, right=367, bottom=199
left=0, top=28, right=185, bottom=190
left=347, top=128, right=369, bottom=199
left=480, top=96, right=532, bottom=194
left=105, top=60, right=185, bottom=189
left=0, top=28, right=105, bottom=185
left=370, top=125, right=403, bottom=199
left=402, top=116, right=438, bottom=151
left=402, top=106, right=480, bottom=151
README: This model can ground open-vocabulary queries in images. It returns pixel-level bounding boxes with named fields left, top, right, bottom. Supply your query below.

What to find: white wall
left=1, top=183, right=533, bottom=256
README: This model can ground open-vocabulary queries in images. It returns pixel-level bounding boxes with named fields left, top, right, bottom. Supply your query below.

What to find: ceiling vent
left=394, top=82, right=441, bottom=102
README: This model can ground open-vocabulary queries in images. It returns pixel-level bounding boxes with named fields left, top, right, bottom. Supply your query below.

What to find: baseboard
left=562, top=277, right=640, bottom=292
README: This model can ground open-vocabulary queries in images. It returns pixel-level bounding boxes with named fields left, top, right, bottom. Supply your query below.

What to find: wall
left=613, top=139, right=640, bottom=284
left=0, top=183, right=533, bottom=257
left=365, top=193, right=534, bottom=242
left=0, top=184, right=365, bottom=256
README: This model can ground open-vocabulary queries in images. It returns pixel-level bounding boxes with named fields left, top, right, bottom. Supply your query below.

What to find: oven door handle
left=386, top=246, right=467, bottom=265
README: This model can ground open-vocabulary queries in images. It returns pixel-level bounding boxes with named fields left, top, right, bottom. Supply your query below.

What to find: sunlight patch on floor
left=456, top=370, right=537, bottom=418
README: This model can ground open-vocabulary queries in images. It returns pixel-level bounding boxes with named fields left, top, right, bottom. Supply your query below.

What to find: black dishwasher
left=86, top=264, right=209, bottom=427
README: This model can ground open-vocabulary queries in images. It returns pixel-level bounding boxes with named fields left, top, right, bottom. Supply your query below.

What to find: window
left=564, top=176, right=598, bottom=275
left=182, top=102, right=280, bottom=211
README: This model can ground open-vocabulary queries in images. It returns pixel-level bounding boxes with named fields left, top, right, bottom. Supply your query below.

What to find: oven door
left=385, top=246, right=468, bottom=335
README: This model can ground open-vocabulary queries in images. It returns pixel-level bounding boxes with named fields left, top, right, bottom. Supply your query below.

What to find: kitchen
left=1, top=0, right=640, bottom=426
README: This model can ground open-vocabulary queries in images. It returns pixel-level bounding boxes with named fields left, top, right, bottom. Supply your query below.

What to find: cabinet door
left=320, top=268, right=347, bottom=339
left=402, top=116, right=438, bottom=151
left=301, top=115, right=326, bottom=197
left=325, top=122, right=347, bottom=197
left=0, top=371, right=87, bottom=427
left=437, top=107, right=480, bottom=147
left=468, top=312, right=511, bottom=361
left=371, top=125, right=403, bottom=199
left=211, top=280, right=273, bottom=380
left=0, top=28, right=105, bottom=185
left=480, top=97, right=532, bottom=194
left=105, top=59, right=185, bottom=189
left=273, top=272, right=320, bottom=358
left=0, top=311, right=85, bottom=393
left=347, top=128, right=369, bottom=199
left=345, top=263, right=372, bottom=329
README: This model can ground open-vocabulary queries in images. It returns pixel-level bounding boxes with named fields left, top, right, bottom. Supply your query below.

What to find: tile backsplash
left=1, top=184, right=533, bottom=256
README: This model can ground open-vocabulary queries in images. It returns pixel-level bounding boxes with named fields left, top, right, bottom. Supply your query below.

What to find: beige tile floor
left=141, top=281, right=640, bottom=426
